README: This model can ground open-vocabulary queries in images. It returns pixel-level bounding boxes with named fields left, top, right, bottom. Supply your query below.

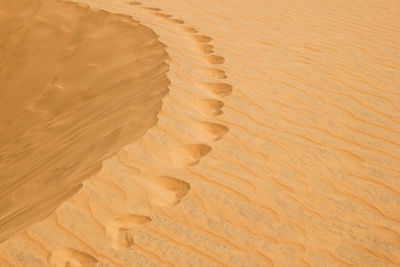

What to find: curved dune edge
left=1, top=0, right=400, bottom=266
left=0, top=0, right=170, bottom=243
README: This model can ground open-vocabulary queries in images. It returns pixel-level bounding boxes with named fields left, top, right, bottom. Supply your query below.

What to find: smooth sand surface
left=0, top=0, right=168, bottom=243
left=0, top=0, right=399, bottom=266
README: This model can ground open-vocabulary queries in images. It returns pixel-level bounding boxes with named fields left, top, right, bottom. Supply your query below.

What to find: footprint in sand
left=181, top=26, right=198, bottom=33
left=195, top=98, right=225, bottom=116
left=194, top=121, right=229, bottom=141
left=196, top=44, right=214, bottom=54
left=169, top=144, right=211, bottom=168
left=204, top=54, right=225, bottom=64
left=166, top=18, right=185, bottom=24
left=48, top=248, right=98, bottom=267
left=197, top=82, right=233, bottom=97
left=147, top=176, right=191, bottom=207
left=195, top=67, right=227, bottom=79
left=127, top=1, right=141, bottom=6
left=105, top=215, right=151, bottom=249
left=153, top=12, right=172, bottom=18
left=191, top=35, right=213, bottom=43
left=143, top=7, right=161, bottom=11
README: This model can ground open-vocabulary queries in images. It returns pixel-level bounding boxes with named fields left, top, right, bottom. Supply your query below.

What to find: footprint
left=196, top=67, right=227, bottom=79
left=196, top=44, right=214, bottom=54
left=195, top=121, right=229, bottom=141
left=335, top=148, right=365, bottom=168
left=169, top=144, right=211, bottom=167
left=48, top=248, right=98, bottom=267
left=147, top=176, right=191, bottom=206
left=182, top=26, right=198, bottom=33
left=166, top=18, right=184, bottom=24
left=105, top=215, right=151, bottom=248
left=153, top=12, right=172, bottom=18
left=116, top=14, right=134, bottom=23
left=144, top=7, right=161, bottom=11
left=127, top=1, right=141, bottom=5
left=74, top=3, right=89, bottom=9
left=197, top=82, right=233, bottom=97
left=204, top=55, right=225, bottom=64
left=191, top=35, right=212, bottom=43
left=195, top=99, right=224, bottom=116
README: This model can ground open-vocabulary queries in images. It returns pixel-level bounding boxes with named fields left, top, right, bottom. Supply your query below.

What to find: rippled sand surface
left=0, top=0, right=399, bottom=266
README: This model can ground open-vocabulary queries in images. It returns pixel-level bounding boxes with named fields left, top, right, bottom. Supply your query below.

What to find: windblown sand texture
left=0, top=0, right=169, bottom=242
left=0, top=0, right=400, bottom=266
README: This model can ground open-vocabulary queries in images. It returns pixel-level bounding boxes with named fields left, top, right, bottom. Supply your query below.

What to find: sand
left=0, top=0, right=169, bottom=243
left=0, top=0, right=399, bottom=266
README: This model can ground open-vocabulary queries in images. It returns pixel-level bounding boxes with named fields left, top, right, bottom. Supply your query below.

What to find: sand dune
left=1, top=0, right=400, bottom=266
left=0, top=0, right=169, bottom=242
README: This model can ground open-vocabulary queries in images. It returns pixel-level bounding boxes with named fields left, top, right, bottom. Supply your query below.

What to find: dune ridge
left=0, top=0, right=169, bottom=243
left=1, top=0, right=400, bottom=266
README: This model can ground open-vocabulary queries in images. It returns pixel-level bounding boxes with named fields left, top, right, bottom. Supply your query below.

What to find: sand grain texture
left=1, top=0, right=400, bottom=266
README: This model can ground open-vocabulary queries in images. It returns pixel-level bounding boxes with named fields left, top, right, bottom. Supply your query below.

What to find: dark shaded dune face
left=0, top=0, right=169, bottom=242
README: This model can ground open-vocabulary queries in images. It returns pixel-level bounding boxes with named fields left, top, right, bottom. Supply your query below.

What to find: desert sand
left=0, top=0, right=399, bottom=266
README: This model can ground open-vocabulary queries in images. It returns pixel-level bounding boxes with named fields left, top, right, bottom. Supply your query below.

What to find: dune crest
left=0, top=0, right=169, bottom=242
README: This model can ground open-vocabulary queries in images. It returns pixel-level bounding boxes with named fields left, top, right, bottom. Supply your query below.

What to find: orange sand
left=0, top=0, right=168, bottom=242
left=0, top=0, right=399, bottom=266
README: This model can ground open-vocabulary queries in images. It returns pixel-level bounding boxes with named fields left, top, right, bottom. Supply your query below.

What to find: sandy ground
left=0, top=0, right=168, bottom=243
left=0, top=0, right=400, bottom=266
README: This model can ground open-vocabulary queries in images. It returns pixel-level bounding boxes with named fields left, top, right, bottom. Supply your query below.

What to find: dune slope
left=0, top=0, right=169, bottom=243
